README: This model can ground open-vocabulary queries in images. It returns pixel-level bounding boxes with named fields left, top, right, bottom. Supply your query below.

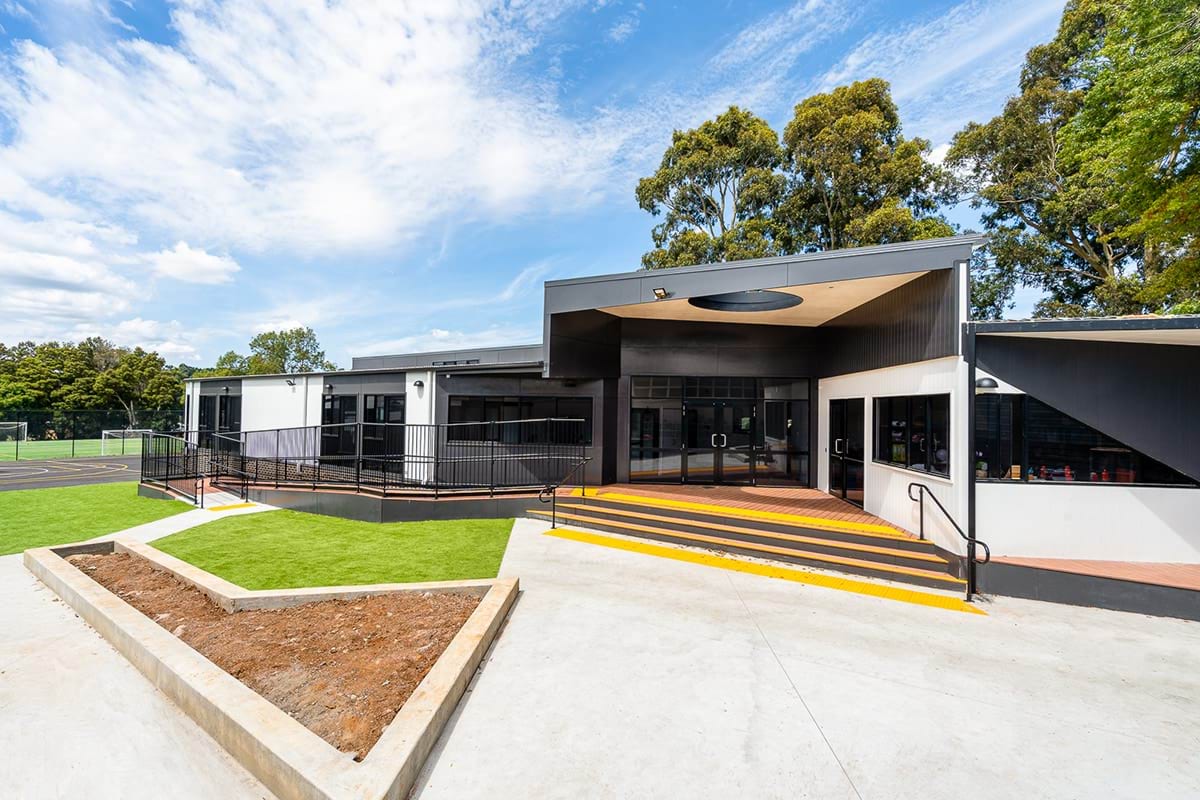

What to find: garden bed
left=69, top=551, right=480, bottom=759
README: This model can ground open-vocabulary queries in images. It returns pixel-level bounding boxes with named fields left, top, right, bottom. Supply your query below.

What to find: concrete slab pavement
left=413, top=518, right=1200, bottom=800
left=0, top=553, right=273, bottom=800
left=0, top=500, right=278, bottom=800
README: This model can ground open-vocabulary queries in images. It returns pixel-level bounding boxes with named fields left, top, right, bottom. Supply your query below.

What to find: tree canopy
left=0, top=338, right=185, bottom=425
left=948, top=0, right=1200, bottom=317
left=637, top=8, right=1200, bottom=317
left=636, top=106, right=786, bottom=268
left=196, top=327, right=337, bottom=377
left=780, top=78, right=955, bottom=251
left=637, top=80, right=955, bottom=271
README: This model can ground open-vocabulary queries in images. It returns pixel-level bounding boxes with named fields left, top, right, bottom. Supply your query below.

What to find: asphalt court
left=0, top=456, right=141, bottom=491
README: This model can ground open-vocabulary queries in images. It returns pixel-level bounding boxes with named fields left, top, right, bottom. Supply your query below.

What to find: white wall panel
left=818, top=357, right=968, bottom=555
left=978, top=483, right=1200, bottom=562
left=240, top=376, right=316, bottom=432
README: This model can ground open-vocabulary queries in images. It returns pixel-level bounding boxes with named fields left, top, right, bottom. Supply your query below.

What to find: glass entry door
left=828, top=398, right=865, bottom=507
left=683, top=400, right=755, bottom=484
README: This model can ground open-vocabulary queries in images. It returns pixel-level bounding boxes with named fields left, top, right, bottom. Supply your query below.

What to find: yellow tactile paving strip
left=544, top=525, right=985, bottom=615
left=207, top=502, right=257, bottom=512
left=571, top=488, right=918, bottom=541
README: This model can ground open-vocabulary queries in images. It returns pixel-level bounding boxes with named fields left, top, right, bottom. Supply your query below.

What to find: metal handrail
left=908, top=481, right=990, bottom=600
left=538, top=456, right=593, bottom=529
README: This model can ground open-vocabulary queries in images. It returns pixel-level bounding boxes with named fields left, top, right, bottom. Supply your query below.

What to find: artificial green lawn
left=0, top=437, right=144, bottom=461
left=151, top=509, right=514, bottom=589
left=0, top=481, right=191, bottom=556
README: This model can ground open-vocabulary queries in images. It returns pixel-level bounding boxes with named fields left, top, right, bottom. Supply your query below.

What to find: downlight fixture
left=688, top=289, right=802, bottom=313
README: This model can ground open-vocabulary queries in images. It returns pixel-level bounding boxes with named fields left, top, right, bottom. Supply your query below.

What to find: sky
left=0, top=0, right=1066, bottom=368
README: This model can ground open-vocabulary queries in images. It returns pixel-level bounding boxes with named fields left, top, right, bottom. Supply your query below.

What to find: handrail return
left=908, top=481, right=990, bottom=600
left=538, top=456, right=593, bottom=529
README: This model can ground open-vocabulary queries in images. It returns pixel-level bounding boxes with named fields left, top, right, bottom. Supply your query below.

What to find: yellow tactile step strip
left=546, top=502, right=948, bottom=565
left=569, top=488, right=922, bottom=542
left=543, top=525, right=985, bottom=615
left=530, top=509, right=965, bottom=587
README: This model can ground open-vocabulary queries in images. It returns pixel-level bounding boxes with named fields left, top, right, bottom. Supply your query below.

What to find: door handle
left=719, top=434, right=728, bottom=448
left=834, top=438, right=845, bottom=454
left=711, top=434, right=719, bottom=448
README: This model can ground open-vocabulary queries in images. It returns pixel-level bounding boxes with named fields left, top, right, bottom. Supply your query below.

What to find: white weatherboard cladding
left=978, top=483, right=1200, bottom=563
left=818, top=357, right=968, bottom=556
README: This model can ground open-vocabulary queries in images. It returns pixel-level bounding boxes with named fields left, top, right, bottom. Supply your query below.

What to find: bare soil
left=69, top=552, right=480, bottom=759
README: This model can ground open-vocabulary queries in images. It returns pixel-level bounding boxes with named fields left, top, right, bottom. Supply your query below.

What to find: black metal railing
left=908, top=482, right=991, bottom=600
left=538, top=455, right=593, bottom=529
left=140, top=432, right=205, bottom=507
left=195, top=418, right=587, bottom=498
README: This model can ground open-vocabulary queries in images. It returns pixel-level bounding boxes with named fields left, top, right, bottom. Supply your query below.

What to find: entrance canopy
left=542, top=235, right=983, bottom=379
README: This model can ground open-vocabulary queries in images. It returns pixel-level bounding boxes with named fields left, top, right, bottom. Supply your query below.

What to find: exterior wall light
left=652, top=287, right=670, bottom=300
left=324, top=383, right=333, bottom=394
left=975, top=377, right=999, bottom=391
left=413, top=380, right=425, bottom=388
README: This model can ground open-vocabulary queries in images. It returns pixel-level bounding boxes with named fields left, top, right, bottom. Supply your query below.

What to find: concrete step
left=548, top=502, right=948, bottom=572
left=528, top=508, right=965, bottom=591
left=565, top=490, right=937, bottom=553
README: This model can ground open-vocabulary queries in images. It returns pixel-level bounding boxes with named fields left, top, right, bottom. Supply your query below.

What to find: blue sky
left=0, top=0, right=1065, bottom=367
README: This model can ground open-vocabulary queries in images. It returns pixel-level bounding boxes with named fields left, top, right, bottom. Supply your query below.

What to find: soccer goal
left=101, top=428, right=154, bottom=455
left=0, top=421, right=27, bottom=441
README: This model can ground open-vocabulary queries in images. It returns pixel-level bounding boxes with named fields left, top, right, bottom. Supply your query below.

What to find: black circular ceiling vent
left=687, top=289, right=803, bottom=313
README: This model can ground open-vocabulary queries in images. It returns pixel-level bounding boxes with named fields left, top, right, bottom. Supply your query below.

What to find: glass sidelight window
left=873, top=394, right=950, bottom=477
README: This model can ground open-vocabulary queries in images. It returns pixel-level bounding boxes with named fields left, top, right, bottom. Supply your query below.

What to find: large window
left=446, top=395, right=593, bottom=445
left=975, top=394, right=1195, bottom=486
left=873, top=394, right=950, bottom=477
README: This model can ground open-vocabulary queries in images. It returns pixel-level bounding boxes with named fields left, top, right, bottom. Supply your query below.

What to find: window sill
left=871, top=460, right=953, bottom=484
left=977, top=479, right=1198, bottom=490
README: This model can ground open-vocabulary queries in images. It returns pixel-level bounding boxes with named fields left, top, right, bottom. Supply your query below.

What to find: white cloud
left=147, top=241, right=240, bottom=284
left=354, top=324, right=542, bottom=357
left=66, top=317, right=205, bottom=363
left=606, top=3, right=642, bottom=43
left=814, top=0, right=1065, bottom=144
left=0, top=1, right=617, bottom=258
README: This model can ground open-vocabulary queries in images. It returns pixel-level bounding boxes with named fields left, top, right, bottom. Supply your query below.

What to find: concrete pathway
left=414, top=519, right=1200, bottom=800
left=5, top=511, right=1199, bottom=798
left=0, top=499, right=276, bottom=800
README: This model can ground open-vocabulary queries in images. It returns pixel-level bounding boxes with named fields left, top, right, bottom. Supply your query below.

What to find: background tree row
left=639, top=0, right=1200, bottom=318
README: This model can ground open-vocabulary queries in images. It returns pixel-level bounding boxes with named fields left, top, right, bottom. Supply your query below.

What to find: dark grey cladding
left=975, top=334, right=1200, bottom=482
left=818, top=269, right=960, bottom=375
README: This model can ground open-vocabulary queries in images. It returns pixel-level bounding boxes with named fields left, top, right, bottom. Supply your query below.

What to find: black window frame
left=446, top=395, right=593, bottom=445
left=872, top=393, right=951, bottom=478
left=975, top=393, right=1196, bottom=487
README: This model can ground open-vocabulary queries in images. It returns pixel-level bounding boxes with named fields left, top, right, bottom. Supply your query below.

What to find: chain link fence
left=0, top=408, right=184, bottom=461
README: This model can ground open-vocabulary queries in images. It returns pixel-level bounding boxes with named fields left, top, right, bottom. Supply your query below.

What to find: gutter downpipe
left=964, top=321, right=978, bottom=600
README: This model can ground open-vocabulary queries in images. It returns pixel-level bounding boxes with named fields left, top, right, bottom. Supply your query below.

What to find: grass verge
left=151, top=509, right=514, bottom=589
left=0, top=481, right=191, bottom=556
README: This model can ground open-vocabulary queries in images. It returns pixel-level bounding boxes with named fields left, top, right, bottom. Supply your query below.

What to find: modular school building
left=183, top=236, right=1200, bottom=616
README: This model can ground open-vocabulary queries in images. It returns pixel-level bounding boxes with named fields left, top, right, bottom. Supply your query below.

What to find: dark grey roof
left=350, top=343, right=543, bottom=371
left=543, top=234, right=983, bottom=317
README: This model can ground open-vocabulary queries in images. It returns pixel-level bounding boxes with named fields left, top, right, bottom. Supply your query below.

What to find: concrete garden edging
left=24, top=538, right=519, bottom=800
